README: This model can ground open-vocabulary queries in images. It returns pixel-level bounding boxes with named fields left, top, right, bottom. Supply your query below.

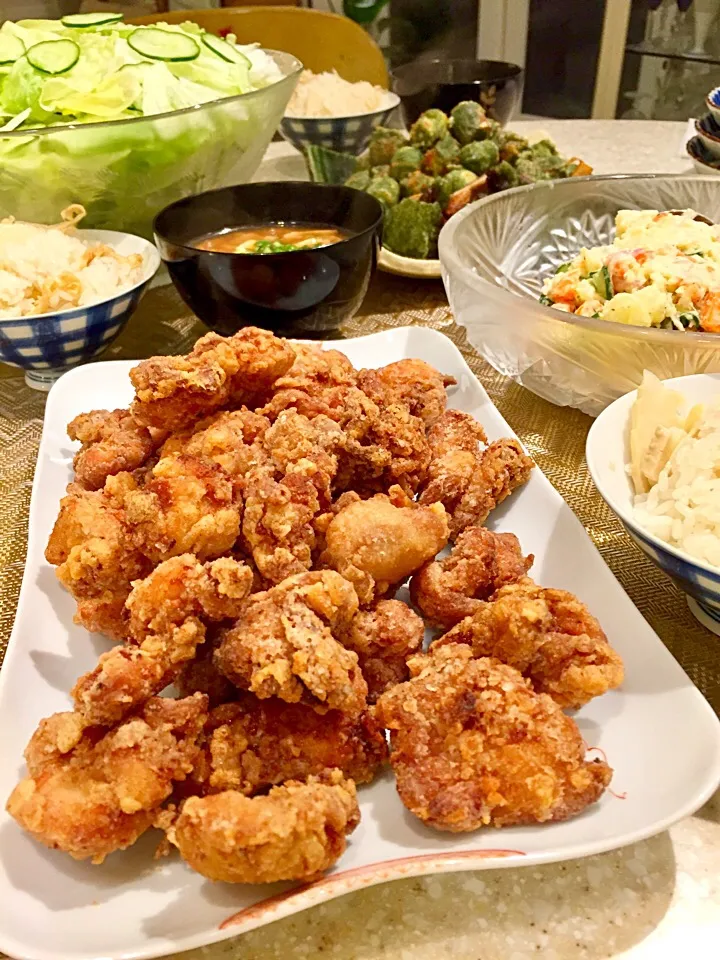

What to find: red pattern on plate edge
left=219, top=849, right=525, bottom=930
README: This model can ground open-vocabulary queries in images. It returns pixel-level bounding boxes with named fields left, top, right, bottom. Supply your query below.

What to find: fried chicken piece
left=192, top=698, right=387, bottom=795
left=7, top=694, right=208, bottom=863
left=130, top=328, right=294, bottom=429
left=321, top=485, right=449, bottom=604
left=215, top=571, right=367, bottom=717
left=119, top=454, right=242, bottom=564
left=168, top=770, right=359, bottom=883
left=176, top=630, right=238, bottom=708
left=68, top=408, right=167, bottom=491
left=71, top=556, right=253, bottom=726
left=45, top=477, right=151, bottom=639
left=434, top=578, right=624, bottom=709
left=375, top=646, right=611, bottom=831
left=259, top=344, right=357, bottom=420
left=419, top=412, right=534, bottom=537
left=160, top=408, right=269, bottom=480
left=340, top=599, right=425, bottom=701
left=410, top=527, right=534, bottom=628
left=357, top=359, right=456, bottom=427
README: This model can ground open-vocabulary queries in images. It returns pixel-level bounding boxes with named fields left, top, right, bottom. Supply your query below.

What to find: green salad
left=0, top=16, right=292, bottom=237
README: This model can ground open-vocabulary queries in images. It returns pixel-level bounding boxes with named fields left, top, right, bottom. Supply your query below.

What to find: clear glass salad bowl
left=0, top=50, right=301, bottom=241
left=438, top=174, right=720, bottom=416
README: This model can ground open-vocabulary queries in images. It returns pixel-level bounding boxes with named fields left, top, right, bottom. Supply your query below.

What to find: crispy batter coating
left=321, top=485, right=449, bottom=604
left=7, top=694, right=208, bottom=863
left=160, top=408, right=269, bottom=480
left=215, top=571, right=367, bottom=716
left=130, top=328, right=294, bottom=429
left=176, top=629, right=238, bottom=708
left=357, top=359, right=456, bottom=427
left=341, top=599, right=425, bottom=701
left=45, top=477, right=151, bottom=640
left=71, top=556, right=253, bottom=725
left=410, top=527, right=534, bottom=628
left=419, top=412, right=534, bottom=537
left=434, top=578, right=624, bottom=709
left=259, top=344, right=358, bottom=420
left=375, top=647, right=611, bottom=831
left=68, top=408, right=167, bottom=491
left=119, top=454, right=242, bottom=564
left=168, top=770, right=359, bottom=883
left=191, top=698, right=387, bottom=795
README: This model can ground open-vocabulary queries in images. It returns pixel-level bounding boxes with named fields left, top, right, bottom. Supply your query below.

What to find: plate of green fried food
left=305, top=101, right=592, bottom=279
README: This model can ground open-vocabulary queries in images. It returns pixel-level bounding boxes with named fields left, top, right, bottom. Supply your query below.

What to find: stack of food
left=307, top=101, right=591, bottom=260
left=6, top=328, right=623, bottom=883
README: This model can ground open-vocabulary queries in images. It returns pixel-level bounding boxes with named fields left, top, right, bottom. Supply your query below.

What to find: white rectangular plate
left=1, top=327, right=719, bottom=960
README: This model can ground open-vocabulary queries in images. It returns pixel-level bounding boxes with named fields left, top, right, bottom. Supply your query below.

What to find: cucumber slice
left=202, top=33, right=250, bottom=67
left=26, top=39, right=80, bottom=75
left=591, top=265, right=612, bottom=300
left=61, top=12, right=124, bottom=28
left=0, top=35, right=25, bottom=65
left=128, top=28, right=200, bottom=62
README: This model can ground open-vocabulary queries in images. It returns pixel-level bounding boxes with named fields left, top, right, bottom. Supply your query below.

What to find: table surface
left=0, top=119, right=718, bottom=960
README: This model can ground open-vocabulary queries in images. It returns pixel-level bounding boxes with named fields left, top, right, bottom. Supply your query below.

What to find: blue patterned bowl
left=280, top=93, right=400, bottom=156
left=705, top=86, right=720, bottom=126
left=586, top=373, right=720, bottom=634
left=694, top=115, right=720, bottom=161
left=0, top=229, right=160, bottom=391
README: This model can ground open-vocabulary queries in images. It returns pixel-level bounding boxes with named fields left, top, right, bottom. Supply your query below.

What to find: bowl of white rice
left=281, top=70, right=400, bottom=156
left=587, top=370, right=720, bottom=633
left=0, top=207, right=160, bottom=390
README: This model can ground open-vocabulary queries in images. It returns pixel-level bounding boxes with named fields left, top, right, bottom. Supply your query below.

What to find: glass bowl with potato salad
left=541, top=209, right=720, bottom=332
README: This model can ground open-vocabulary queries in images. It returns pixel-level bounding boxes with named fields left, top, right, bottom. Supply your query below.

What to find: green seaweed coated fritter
left=383, top=198, right=443, bottom=259
left=487, top=159, right=519, bottom=191
left=422, top=135, right=461, bottom=177
left=436, top=168, right=478, bottom=210
left=458, top=140, right=500, bottom=175
left=450, top=101, right=489, bottom=145
left=370, top=164, right=391, bottom=178
left=366, top=175, right=400, bottom=208
left=409, top=108, right=449, bottom=149
left=344, top=170, right=371, bottom=191
left=389, top=145, right=424, bottom=180
left=400, top=170, right=435, bottom=200
left=368, top=127, right=408, bottom=167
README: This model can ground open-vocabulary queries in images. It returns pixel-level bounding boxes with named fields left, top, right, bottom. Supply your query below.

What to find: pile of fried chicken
left=6, top=328, right=624, bottom=885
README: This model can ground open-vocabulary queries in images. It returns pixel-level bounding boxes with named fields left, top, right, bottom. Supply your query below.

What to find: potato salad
left=540, top=209, right=720, bottom=332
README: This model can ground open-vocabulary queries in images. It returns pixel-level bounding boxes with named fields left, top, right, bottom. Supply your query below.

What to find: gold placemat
left=1, top=275, right=718, bottom=716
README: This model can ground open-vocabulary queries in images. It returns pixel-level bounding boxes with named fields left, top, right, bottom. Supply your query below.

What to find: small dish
left=587, top=372, right=720, bottom=633
left=378, top=248, right=442, bottom=279
left=694, top=115, right=720, bottom=160
left=0, top=229, right=159, bottom=391
left=391, top=59, right=523, bottom=128
left=705, top=86, right=720, bottom=126
left=153, top=181, right=383, bottom=336
left=280, top=93, right=400, bottom=157
left=686, top=134, right=720, bottom=174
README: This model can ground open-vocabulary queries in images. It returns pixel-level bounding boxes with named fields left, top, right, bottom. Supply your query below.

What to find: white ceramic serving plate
left=0, top=327, right=719, bottom=960
left=378, top=248, right=442, bottom=278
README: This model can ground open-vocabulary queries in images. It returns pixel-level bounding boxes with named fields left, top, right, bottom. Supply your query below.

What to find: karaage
left=7, top=694, right=208, bottom=863
left=340, top=599, right=425, bottom=701
left=410, top=526, right=534, bottom=628
left=191, top=697, right=387, bottom=795
left=321, top=485, right=449, bottom=604
left=215, top=570, right=368, bottom=716
left=130, top=327, right=294, bottom=429
left=160, top=408, right=269, bottom=481
left=357, top=358, right=455, bottom=427
left=169, top=769, right=359, bottom=883
left=72, top=556, right=253, bottom=726
left=434, top=578, right=624, bottom=709
left=68, top=408, right=167, bottom=491
left=375, top=646, right=612, bottom=831
left=419, top=411, right=534, bottom=537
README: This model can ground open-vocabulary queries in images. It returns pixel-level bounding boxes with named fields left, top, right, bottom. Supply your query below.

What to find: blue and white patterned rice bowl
left=587, top=373, right=720, bottom=634
left=706, top=86, right=720, bottom=126
left=280, top=92, right=401, bottom=156
left=0, top=229, right=160, bottom=391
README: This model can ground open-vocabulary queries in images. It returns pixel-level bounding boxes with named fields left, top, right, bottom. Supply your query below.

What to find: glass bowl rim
left=0, top=48, right=302, bottom=138
left=438, top=172, right=720, bottom=347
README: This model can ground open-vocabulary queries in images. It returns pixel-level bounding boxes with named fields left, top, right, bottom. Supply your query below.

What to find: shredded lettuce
left=0, top=17, right=293, bottom=238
